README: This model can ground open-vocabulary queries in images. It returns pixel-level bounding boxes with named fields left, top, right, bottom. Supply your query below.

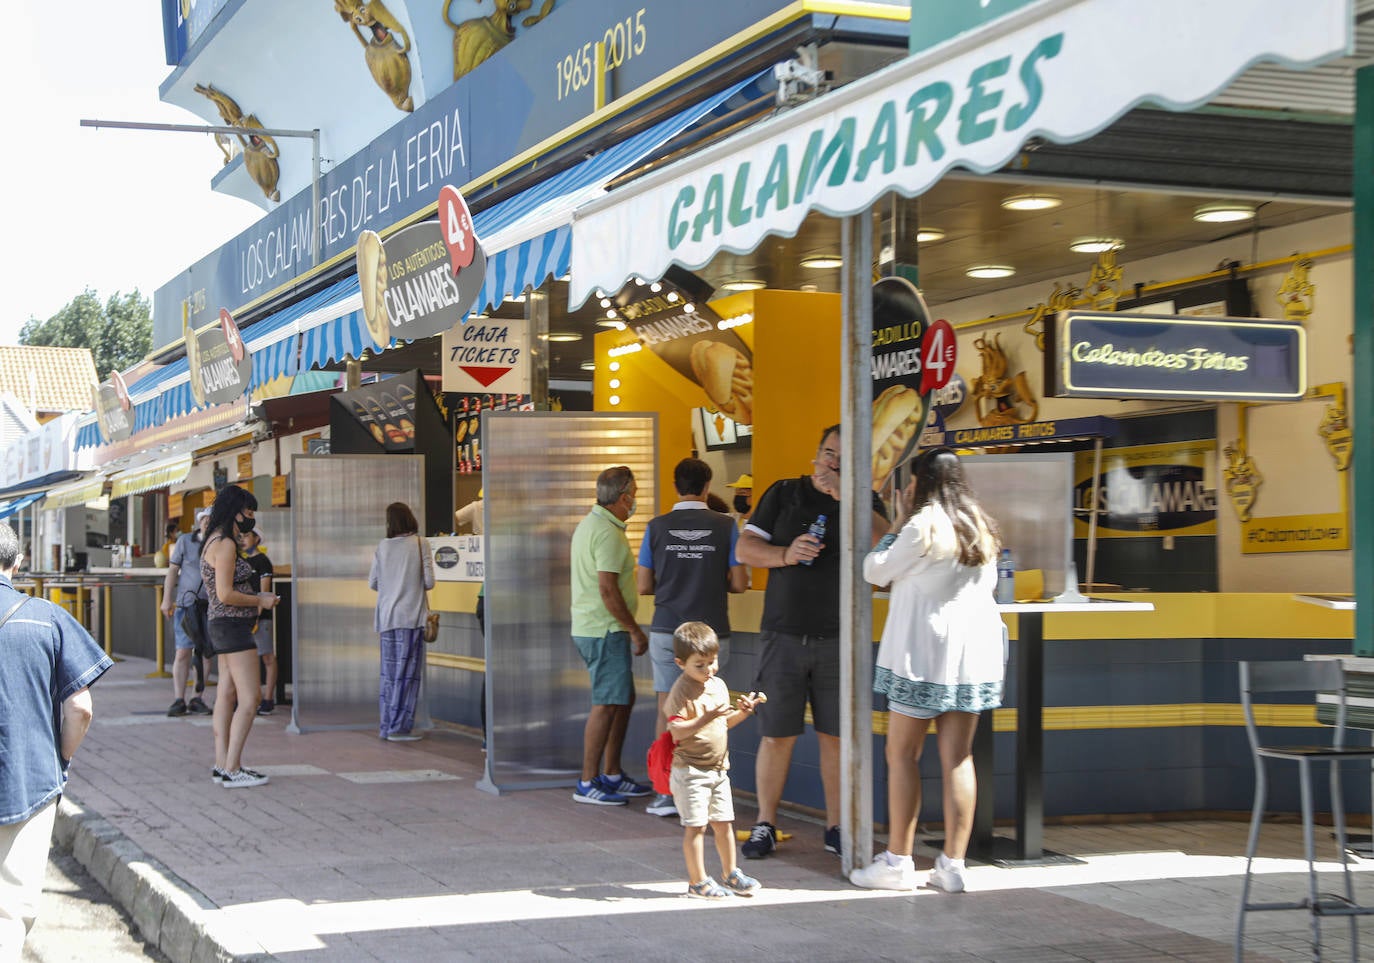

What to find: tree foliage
left=19, top=288, right=152, bottom=378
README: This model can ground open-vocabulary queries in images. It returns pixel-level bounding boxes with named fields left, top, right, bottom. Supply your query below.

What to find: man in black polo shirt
left=735, top=425, right=887, bottom=859
left=636, top=458, right=749, bottom=817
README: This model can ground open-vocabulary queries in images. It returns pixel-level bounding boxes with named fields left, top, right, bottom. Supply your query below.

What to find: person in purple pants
left=369, top=502, right=435, bottom=742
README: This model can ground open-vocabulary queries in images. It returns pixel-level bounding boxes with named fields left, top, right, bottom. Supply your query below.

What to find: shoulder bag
left=416, top=535, right=440, bottom=643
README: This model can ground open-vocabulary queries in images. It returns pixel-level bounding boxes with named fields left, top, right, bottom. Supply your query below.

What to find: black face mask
left=237, top=515, right=256, bottom=534
left=733, top=495, right=751, bottom=514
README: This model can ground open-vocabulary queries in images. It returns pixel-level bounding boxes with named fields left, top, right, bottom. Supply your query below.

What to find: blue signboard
left=162, top=0, right=236, bottom=65
left=942, top=415, right=1116, bottom=449
left=153, top=0, right=799, bottom=347
left=1046, top=312, right=1306, bottom=402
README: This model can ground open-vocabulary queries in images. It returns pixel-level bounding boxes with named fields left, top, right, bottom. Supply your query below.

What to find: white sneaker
left=848, top=854, right=918, bottom=891
left=221, top=768, right=269, bottom=789
left=927, top=852, right=966, bottom=893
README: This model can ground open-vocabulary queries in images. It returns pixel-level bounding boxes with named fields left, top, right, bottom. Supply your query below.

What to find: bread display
left=871, top=385, right=923, bottom=491
left=690, top=340, right=754, bottom=425
left=357, top=230, right=390, bottom=348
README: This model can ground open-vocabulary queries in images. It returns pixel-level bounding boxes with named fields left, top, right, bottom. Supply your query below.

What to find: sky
left=1, top=4, right=261, bottom=345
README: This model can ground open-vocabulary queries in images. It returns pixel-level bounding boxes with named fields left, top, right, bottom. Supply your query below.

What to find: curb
left=53, top=797, right=274, bottom=963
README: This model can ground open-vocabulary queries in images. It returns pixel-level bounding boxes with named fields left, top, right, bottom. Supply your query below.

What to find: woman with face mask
left=368, top=502, right=435, bottom=742
left=201, top=485, right=278, bottom=789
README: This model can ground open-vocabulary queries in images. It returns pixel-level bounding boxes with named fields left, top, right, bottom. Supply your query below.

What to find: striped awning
left=43, top=477, right=105, bottom=511
left=470, top=71, right=768, bottom=316
left=0, top=491, right=45, bottom=520
left=109, top=453, right=194, bottom=499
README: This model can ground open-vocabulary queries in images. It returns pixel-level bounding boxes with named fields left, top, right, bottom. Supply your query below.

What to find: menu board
left=450, top=392, right=533, bottom=474
left=338, top=375, right=420, bottom=452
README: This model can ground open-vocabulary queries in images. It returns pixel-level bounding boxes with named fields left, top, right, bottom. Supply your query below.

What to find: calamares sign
left=570, top=0, right=1350, bottom=305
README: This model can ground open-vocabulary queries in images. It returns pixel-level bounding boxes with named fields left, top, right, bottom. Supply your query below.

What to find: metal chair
left=1236, top=659, right=1374, bottom=961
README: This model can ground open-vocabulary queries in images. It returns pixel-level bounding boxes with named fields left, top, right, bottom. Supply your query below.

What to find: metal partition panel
left=963, top=453, right=1073, bottom=599
left=478, top=412, right=657, bottom=794
left=290, top=455, right=425, bottom=733
left=254, top=509, right=291, bottom=569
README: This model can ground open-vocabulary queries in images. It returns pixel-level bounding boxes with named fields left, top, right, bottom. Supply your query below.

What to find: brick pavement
left=50, top=657, right=1374, bottom=961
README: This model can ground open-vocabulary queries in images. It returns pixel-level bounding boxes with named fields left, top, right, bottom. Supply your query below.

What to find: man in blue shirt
left=0, top=522, right=112, bottom=957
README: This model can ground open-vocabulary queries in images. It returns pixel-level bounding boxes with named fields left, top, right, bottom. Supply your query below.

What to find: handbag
left=416, top=535, right=439, bottom=643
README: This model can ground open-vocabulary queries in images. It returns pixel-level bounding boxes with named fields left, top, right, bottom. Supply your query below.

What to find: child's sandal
left=687, top=877, right=729, bottom=899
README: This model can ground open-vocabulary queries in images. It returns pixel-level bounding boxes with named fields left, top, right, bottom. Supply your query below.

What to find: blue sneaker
left=573, top=779, right=627, bottom=806
left=600, top=773, right=653, bottom=798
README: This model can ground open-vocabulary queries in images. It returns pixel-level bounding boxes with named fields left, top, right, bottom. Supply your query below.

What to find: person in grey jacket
left=368, top=502, right=435, bottom=742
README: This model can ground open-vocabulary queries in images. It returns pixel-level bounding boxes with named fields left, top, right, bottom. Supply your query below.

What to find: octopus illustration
left=447, top=0, right=557, bottom=81
left=1084, top=249, right=1123, bottom=312
left=1222, top=440, right=1263, bottom=522
left=1024, top=280, right=1082, bottom=352
left=1276, top=258, right=1315, bottom=323
left=193, top=84, right=281, bottom=202
left=1318, top=400, right=1351, bottom=471
left=970, top=333, right=1038, bottom=426
left=334, top=0, right=415, bottom=112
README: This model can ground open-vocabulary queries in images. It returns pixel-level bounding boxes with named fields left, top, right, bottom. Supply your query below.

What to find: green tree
left=19, top=288, right=152, bottom=377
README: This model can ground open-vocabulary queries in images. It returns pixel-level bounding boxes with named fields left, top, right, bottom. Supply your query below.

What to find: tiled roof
left=0, top=346, right=99, bottom=413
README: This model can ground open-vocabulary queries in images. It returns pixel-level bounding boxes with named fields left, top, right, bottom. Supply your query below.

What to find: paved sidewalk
left=52, top=657, right=1374, bottom=961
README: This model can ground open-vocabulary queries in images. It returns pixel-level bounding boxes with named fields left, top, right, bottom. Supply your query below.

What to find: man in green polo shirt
left=569, top=465, right=653, bottom=806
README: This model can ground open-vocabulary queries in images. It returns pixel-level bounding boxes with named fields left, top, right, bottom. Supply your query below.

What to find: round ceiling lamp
left=1069, top=236, right=1124, bottom=254
left=1193, top=202, right=1256, bottom=223
left=800, top=255, right=843, bottom=269
left=721, top=279, right=766, bottom=291
left=965, top=264, right=1016, bottom=279
left=916, top=228, right=946, bottom=243
left=1001, top=193, right=1061, bottom=211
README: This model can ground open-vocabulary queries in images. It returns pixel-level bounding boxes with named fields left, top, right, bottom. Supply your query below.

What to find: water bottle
left=995, top=548, right=1016, bottom=604
left=799, top=514, right=827, bottom=566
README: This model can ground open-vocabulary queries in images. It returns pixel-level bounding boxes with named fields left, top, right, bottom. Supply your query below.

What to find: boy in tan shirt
left=664, top=621, right=764, bottom=898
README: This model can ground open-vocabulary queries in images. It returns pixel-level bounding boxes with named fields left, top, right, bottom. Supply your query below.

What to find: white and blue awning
left=74, top=72, right=774, bottom=449
left=471, top=70, right=770, bottom=316
left=0, top=491, right=45, bottom=520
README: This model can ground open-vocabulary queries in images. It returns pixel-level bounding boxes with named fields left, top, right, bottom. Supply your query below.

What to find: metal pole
left=1086, top=437, right=1103, bottom=591
left=839, top=211, right=875, bottom=875
left=311, top=129, right=321, bottom=266
left=148, top=584, right=171, bottom=679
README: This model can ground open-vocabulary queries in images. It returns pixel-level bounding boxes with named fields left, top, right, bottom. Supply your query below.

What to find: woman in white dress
left=850, top=448, right=1004, bottom=894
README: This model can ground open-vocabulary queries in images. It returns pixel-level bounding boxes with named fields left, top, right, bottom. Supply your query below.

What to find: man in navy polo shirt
left=636, top=458, right=750, bottom=816
left=0, top=522, right=112, bottom=957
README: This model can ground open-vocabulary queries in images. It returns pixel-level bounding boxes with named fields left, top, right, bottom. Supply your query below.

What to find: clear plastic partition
left=290, top=454, right=426, bottom=732
left=962, top=452, right=1073, bottom=600
left=478, top=412, right=657, bottom=794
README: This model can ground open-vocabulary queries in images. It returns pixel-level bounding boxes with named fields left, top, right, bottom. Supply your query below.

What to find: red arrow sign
left=460, top=366, right=512, bottom=388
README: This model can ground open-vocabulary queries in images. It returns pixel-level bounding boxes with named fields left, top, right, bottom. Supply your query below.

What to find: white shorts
left=670, top=764, right=734, bottom=827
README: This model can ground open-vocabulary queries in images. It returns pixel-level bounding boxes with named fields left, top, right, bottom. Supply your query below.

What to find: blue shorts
left=573, top=631, right=634, bottom=705
left=650, top=630, right=730, bottom=693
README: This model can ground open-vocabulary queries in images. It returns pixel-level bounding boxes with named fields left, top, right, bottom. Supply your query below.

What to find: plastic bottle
left=995, top=548, right=1016, bottom=604
left=798, top=514, right=827, bottom=566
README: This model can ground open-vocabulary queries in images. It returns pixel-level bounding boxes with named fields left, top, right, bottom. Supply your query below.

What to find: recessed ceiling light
left=799, top=283, right=819, bottom=293
left=545, top=331, right=582, bottom=342
left=1069, top=236, right=1124, bottom=254
left=916, top=228, right=945, bottom=243
left=1193, top=202, right=1255, bottom=223
left=722, top=279, right=766, bottom=291
left=1001, top=193, right=1061, bottom=211
left=965, top=264, right=1016, bottom=279
left=801, top=255, right=843, bottom=269
left=580, top=360, right=596, bottom=371
left=594, top=318, right=623, bottom=328
left=600, top=297, right=612, bottom=308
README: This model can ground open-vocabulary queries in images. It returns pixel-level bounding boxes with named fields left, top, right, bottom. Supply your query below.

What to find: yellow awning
left=43, top=478, right=105, bottom=511
left=109, top=454, right=194, bottom=500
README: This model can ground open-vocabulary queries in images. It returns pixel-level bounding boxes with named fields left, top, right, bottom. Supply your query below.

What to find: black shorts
left=752, top=630, right=841, bottom=738
left=209, top=617, right=258, bottom=655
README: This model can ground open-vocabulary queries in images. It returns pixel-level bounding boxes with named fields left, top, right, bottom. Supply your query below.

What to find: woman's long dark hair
left=206, top=484, right=258, bottom=543
left=386, top=502, right=419, bottom=538
left=912, top=448, right=1002, bottom=567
